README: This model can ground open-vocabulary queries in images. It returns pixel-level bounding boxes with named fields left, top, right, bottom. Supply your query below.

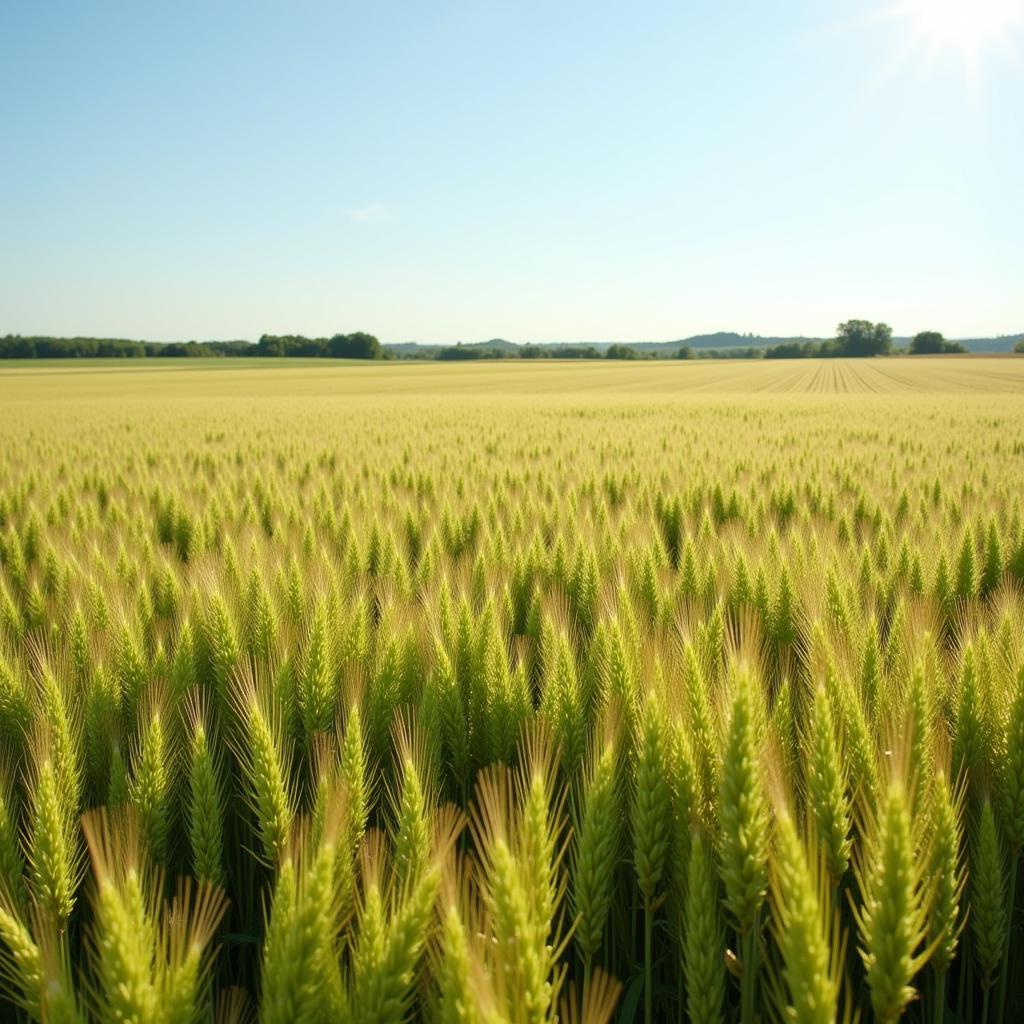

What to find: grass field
left=0, top=358, right=1022, bottom=1023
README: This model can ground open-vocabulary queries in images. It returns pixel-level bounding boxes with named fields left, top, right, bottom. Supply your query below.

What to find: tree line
left=510, top=324, right=967, bottom=360
left=761, top=324, right=966, bottom=359
left=0, top=322, right=978, bottom=361
left=0, top=333, right=384, bottom=360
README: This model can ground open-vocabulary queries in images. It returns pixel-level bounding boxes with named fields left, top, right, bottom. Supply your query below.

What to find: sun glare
left=902, top=0, right=1022, bottom=56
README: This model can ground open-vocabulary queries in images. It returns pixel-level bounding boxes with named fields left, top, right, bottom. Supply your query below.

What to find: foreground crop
left=0, top=360, right=1022, bottom=1022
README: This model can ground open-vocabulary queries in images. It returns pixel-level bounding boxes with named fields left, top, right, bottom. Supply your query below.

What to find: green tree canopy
left=910, top=331, right=947, bottom=354
left=327, top=332, right=382, bottom=359
left=764, top=341, right=818, bottom=359
left=606, top=344, right=639, bottom=360
left=835, top=320, right=892, bottom=357
left=257, top=335, right=286, bottom=357
left=909, top=331, right=967, bottom=355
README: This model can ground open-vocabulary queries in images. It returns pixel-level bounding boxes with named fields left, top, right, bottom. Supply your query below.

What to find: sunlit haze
left=897, top=0, right=1022, bottom=57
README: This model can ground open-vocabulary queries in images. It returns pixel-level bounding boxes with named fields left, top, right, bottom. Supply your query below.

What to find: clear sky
left=2, top=0, right=1021, bottom=343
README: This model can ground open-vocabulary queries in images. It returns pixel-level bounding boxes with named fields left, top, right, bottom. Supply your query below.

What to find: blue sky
left=1, top=0, right=1021, bottom=343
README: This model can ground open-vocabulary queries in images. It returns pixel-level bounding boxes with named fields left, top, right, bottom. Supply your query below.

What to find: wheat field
left=0, top=358, right=1022, bottom=1023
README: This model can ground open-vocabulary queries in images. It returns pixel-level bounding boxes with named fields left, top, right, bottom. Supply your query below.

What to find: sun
left=900, top=0, right=1022, bottom=57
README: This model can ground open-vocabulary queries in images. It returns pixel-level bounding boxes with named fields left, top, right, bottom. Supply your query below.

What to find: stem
left=644, top=896, right=653, bottom=1024
left=981, top=982, right=990, bottom=1024
left=583, top=953, right=592, bottom=1006
left=956, top=946, right=967, bottom=1022
left=996, top=851, right=1019, bottom=1024
left=630, top=886, right=637, bottom=977
left=459, top=776, right=470, bottom=853
left=741, top=926, right=758, bottom=1024
left=677, top=948, right=685, bottom=1024
left=933, top=966, right=946, bottom=1024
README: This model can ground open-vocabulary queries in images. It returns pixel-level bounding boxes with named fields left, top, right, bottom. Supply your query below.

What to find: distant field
left=2, top=354, right=1023, bottom=404
left=0, top=355, right=1023, bottom=1023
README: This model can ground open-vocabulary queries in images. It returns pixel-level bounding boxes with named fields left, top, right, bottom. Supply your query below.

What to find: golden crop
left=0, top=357, right=1022, bottom=1023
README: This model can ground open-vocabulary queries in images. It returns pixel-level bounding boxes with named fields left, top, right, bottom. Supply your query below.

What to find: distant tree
left=521, top=344, right=544, bottom=359
left=159, top=343, right=191, bottom=357
left=909, top=331, right=967, bottom=355
left=351, top=332, right=382, bottom=358
left=910, top=331, right=946, bottom=354
left=437, top=344, right=485, bottom=361
left=256, top=334, right=328, bottom=356
left=206, top=340, right=253, bottom=356
left=1016, top=340, right=1024, bottom=354
left=835, top=320, right=892, bottom=357
left=696, top=346, right=764, bottom=359
left=257, top=335, right=286, bottom=357
left=290, top=336, right=328, bottom=357
left=560, top=346, right=601, bottom=359
left=674, top=346, right=693, bottom=359
left=765, top=341, right=815, bottom=359
left=158, top=341, right=217, bottom=357
left=0, top=336, right=37, bottom=357
left=606, top=344, right=638, bottom=360
left=328, top=333, right=382, bottom=359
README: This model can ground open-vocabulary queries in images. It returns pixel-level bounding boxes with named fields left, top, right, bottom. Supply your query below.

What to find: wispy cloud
left=348, top=202, right=396, bottom=223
